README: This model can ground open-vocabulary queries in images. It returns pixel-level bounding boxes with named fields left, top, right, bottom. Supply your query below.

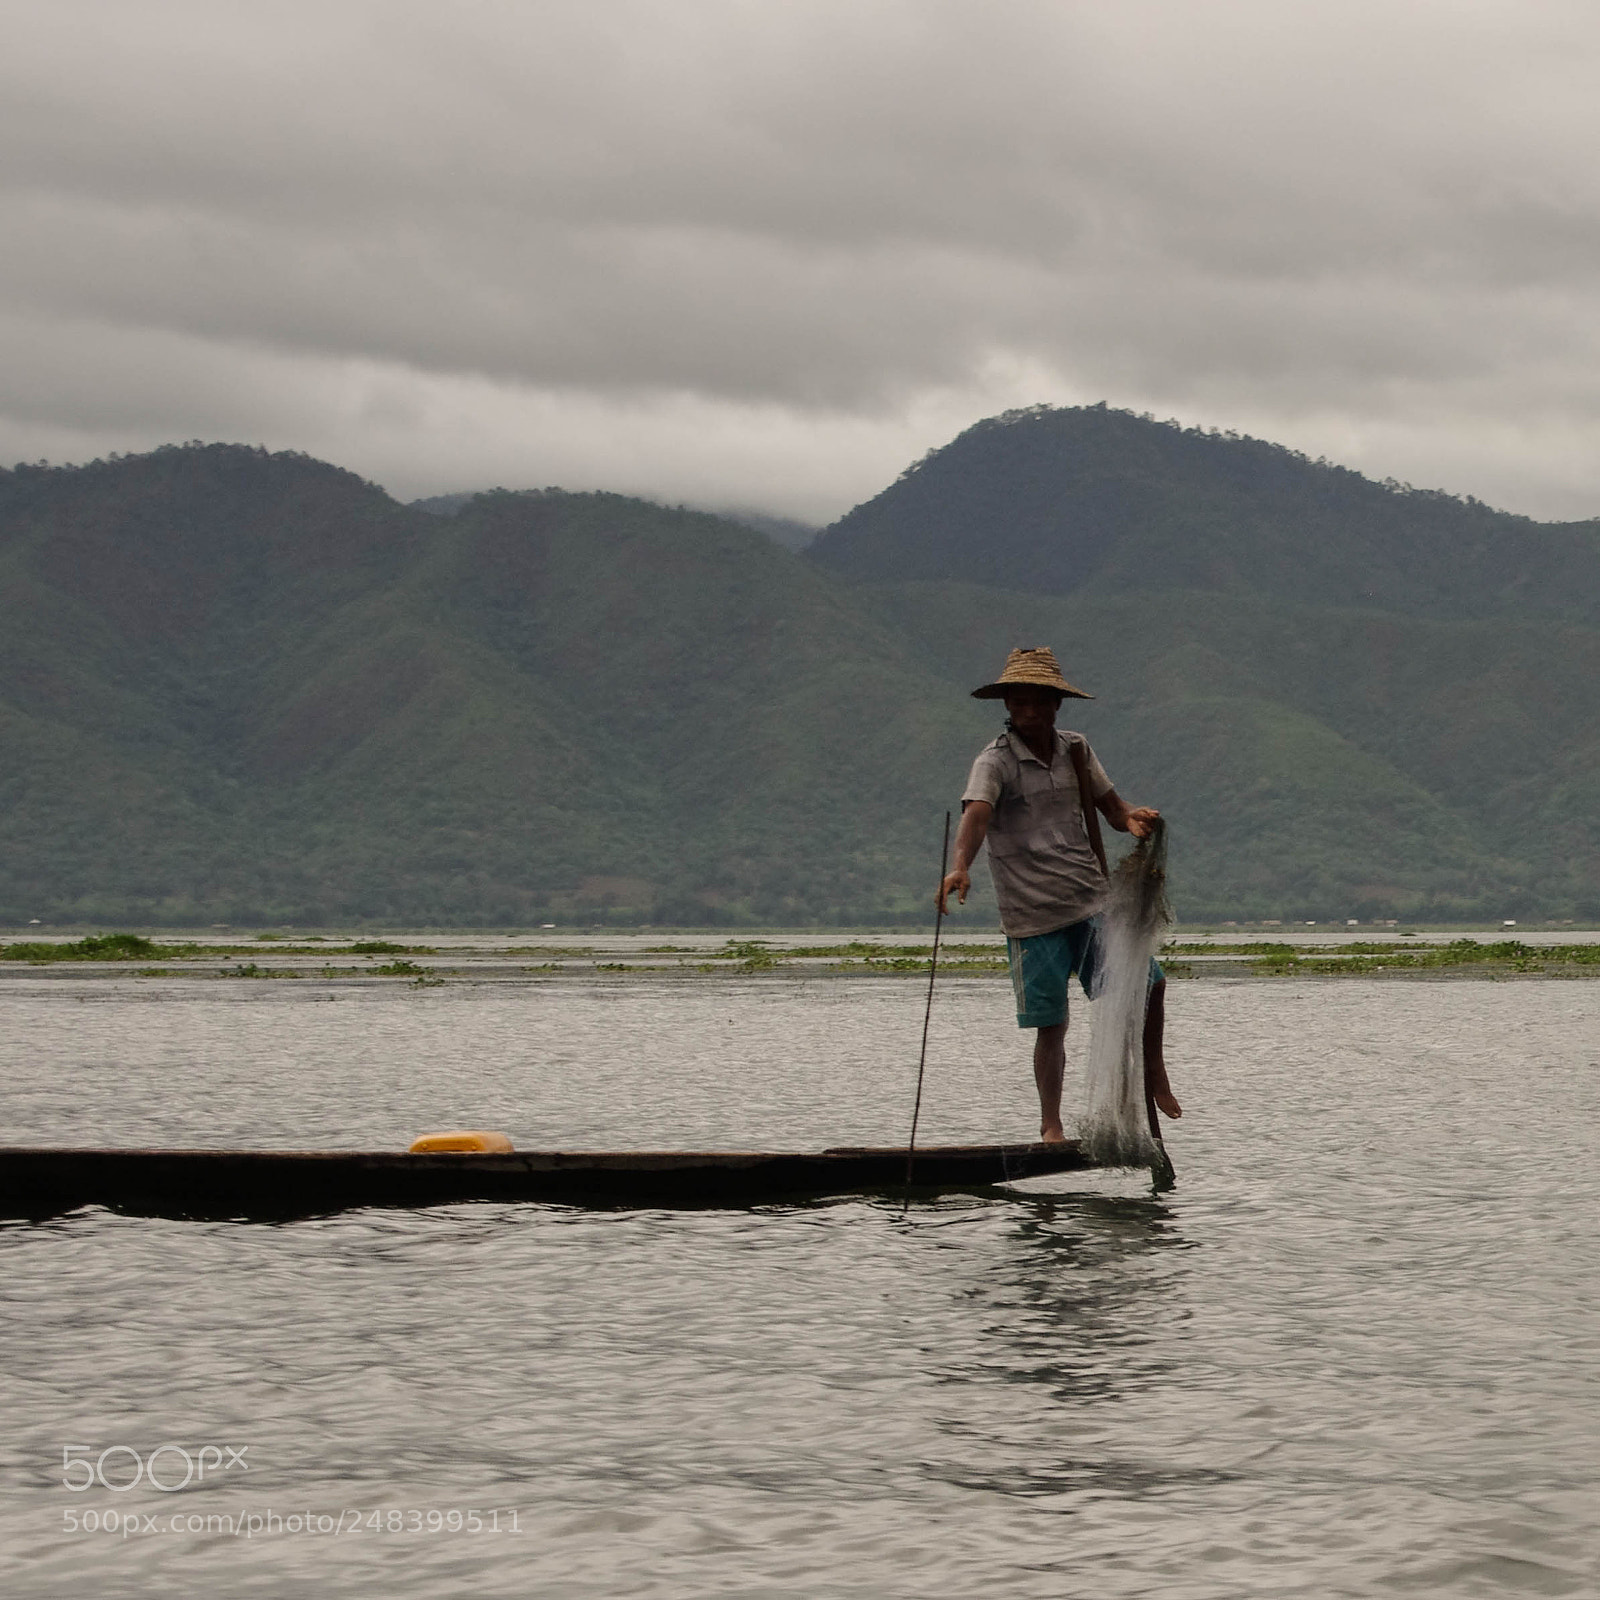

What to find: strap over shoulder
left=1065, top=733, right=1109, bottom=877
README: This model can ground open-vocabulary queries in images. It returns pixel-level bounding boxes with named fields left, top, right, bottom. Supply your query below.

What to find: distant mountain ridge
left=0, top=447, right=985, bottom=925
left=3, top=419, right=1597, bottom=925
left=411, top=492, right=817, bottom=551
left=811, top=405, right=1600, bottom=924
left=809, top=404, right=1600, bottom=621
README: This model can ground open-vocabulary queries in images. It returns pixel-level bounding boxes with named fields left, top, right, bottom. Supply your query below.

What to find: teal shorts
left=1006, top=916, right=1165, bottom=1029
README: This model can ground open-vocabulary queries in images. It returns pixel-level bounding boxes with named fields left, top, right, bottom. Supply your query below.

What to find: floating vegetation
left=721, top=941, right=780, bottom=973
left=1230, top=938, right=1600, bottom=977
left=3, top=931, right=1593, bottom=984
left=1, top=933, right=198, bottom=962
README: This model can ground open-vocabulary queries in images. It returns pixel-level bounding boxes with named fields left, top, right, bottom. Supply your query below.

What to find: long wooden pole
left=905, top=810, right=952, bottom=1191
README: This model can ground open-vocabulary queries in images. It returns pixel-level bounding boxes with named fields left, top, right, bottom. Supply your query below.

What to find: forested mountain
left=412, top=494, right=818, bottom=551
left=3, top=415, right=1597, bottom=925
left=810, top=404, right=1600, bottom=620
left=0, top=446, right=987, bottom=925
left=811, top=406, right=1600, bottom=923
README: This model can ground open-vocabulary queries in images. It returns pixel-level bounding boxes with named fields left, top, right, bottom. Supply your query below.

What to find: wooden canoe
left=0, top=1142, right=1098, bottom=1220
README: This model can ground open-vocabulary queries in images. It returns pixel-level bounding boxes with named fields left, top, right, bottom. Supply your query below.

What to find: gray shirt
left=961, top=728, right=1113, bottom=939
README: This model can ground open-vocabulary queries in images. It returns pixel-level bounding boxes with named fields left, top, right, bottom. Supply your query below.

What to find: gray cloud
left=5, top=0, right=1600, bottom=519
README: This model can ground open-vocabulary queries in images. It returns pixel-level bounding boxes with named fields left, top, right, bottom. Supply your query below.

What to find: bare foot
left=1146, top=1058, right=1182, bottom=1119
left=1040, top=1122, right=1069, bottom=1145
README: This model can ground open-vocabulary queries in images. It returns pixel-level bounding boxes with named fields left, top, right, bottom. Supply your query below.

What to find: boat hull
left=0, top=1142, right=1096, bottom=1220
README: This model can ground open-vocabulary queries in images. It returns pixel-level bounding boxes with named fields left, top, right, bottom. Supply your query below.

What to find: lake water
left=2, top=974, right=1597, bottom=1598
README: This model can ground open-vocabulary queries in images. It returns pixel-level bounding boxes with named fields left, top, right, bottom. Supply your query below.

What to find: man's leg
left=1034, top=1022, right=1068, bottom=1143
left=1143, top=978, right=1182, bottom=1118
left=1010, top=930, right=1072, bottom=1143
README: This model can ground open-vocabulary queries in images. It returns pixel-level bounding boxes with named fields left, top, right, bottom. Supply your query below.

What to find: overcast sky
left=6, top=0, right=1600, bottom=522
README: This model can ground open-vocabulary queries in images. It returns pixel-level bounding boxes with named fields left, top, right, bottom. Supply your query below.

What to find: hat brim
left=971, top=681, right=1093, bottom=700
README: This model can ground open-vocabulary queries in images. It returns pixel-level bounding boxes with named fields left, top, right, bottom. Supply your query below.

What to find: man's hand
left=1124, top=806, right=1161, bottom=840
left=1099, top=790, right=1161, bottom=838
left=937, top=869, right=970, bottom=916
left=939, top=801, right=991, bottom=915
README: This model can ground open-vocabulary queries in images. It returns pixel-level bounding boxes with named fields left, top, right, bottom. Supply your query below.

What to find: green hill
left=811, top=403, right=1600, bottom=621
left=2, top=417, right=1597, bottom=926
left=811, top=406, right=1600, bottom=920
left=0, top=446, right=991, bottom=925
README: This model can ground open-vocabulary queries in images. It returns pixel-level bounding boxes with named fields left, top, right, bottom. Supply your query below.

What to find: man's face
left=1002, top=686, right=1063, bottom=736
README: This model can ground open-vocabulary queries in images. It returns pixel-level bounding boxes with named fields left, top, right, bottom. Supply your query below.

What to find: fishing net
left=1079, top=817, right=1172, bottom=1168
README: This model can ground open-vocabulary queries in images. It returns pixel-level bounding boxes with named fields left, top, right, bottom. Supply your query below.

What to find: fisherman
left=937, top=647, right=1182, bottom=1145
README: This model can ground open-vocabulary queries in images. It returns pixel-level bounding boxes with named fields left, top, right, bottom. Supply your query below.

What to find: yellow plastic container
left=407, top=1130, right=515, bottom=1154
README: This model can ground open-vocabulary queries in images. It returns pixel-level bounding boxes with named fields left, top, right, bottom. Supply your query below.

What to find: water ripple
left=1, top=977, right=1596, bottom=1597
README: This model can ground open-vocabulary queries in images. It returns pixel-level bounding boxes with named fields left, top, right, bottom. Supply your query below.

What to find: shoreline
left=3, top=934, right=1598, bottom=986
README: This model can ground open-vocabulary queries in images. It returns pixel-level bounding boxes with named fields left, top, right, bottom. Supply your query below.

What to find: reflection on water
left=980, top=1194, right=1185, bottom=1398
left=927, top=1193, right=1218, bottom=1505
left=1, top=976, right=1597, bottom=1598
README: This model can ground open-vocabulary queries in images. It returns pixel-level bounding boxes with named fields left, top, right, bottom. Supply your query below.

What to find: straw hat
left=970, top=646, right=1093, bottom=700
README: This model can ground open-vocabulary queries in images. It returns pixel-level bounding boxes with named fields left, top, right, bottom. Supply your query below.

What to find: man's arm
left=1097, top=787, right=1160, bottom=840
left=938, top=800, right=993, bottom=915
